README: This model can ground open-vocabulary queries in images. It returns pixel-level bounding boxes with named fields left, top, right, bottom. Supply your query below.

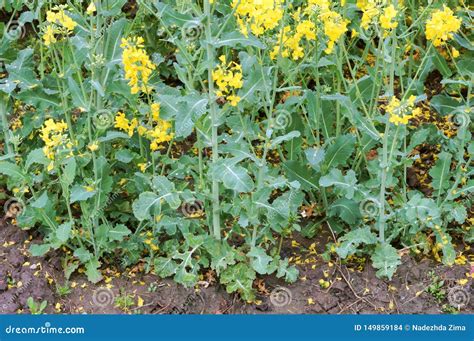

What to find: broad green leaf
left=247, top=247, right=275, bottom=275
left=56, top=222, right=72, bottom=243
left=74, top=247, right=92, bottom=263
left=429, top=152, right=452, bottom=197
left=31, top=191, right=48, bottom=209
left=152, top=176, right=181, bottom=209
left=25, top=148, right=49, bottom=171
left=336, top=227, right=377, bottom=258
left=329, top=198, right=361, bottom=225
left=213, top=162, right=254, bottom=193
left=371, top=243, right=401, bottom=280
left=132, top=192, right=161, bottom=221
left=324, top=134, right=356, bottom=170
left=220, top=263, right=256, bottom=302
left=283, top=161, right=318, bottom=190
left=319, top=169, right=358, bottom=199
left=70, top=185, right=96, bottom=204
left=85, top=259, right=103, bottom=283
left=213, top=31, right=265, bottom=49
left=29, top=243, right=51, bottom=257
left=0, top=161, right=25, bottom=181
left=154, top=257, right=179, bottom=278
left=109, top=224, right=131, bottom=242
left=305, top=147, right=325, bottom=172
left=276, top=258, right=299, bottom=283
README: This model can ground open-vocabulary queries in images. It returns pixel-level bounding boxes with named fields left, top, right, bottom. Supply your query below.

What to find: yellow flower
left=114, top=112, right=137, bottom=137
left=320, top=11, right=349, bottom=54
left=212, top=57, right=243, bottom=106
left=121, top=37, right=156, bottom=94
left=232, top=0, right=283, bottom=37
left=86, top=2, right=97, bottom=15
left=43, top=25, right=57, bottom=46
left=88, top=142, right=99, bottom=152
left=40, top=119, right=71, bottom=170
left=380, top=5, right=398, bottom=33
left=451, top=47, right=460, bottom=58
left=386, top=96, right=419, bottom=126
left=137, top=163, right=147, bottom=172
left=425, top=6, right=462, bottom=47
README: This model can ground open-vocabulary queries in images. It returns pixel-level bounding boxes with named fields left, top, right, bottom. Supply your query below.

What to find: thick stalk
left=0, top=95, right=12, bottom=155
left=204, top=0, right=220, bottom=240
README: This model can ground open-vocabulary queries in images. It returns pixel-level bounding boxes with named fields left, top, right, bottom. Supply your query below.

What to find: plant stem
left=204, top=0, right=220, bottom=240
left=0, top=95, right=12, bottom=155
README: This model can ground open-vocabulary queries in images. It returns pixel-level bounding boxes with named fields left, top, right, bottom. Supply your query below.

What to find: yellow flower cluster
left=212, top=56, right=243, bottom=107
left=232, top=0, right=284, bottom=37
left=271, top=20, right=316, bottom=60
left=425, top=6, right=462, bottom=47
left=115, top=104, right=173, bottom=151
left=272, top=1, right=348, bottom=58
left=121, top=37, right=156, bottom=95
left=140, top=103, right=174, bottom=151
left=40, top=119, right=72, bottom=171
left=358, top=1, right=398, bottom=35
left=43, top=5, right=77, bottom=46
left=115, top=112, right=138, bottom=137
left=319, top=10, right=349, bottom=54
left=386, top=95, right=421, bottom=126
left=379, top=5, right=398, bottom=35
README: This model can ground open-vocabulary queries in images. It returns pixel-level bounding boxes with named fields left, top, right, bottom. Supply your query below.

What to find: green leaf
left=29, top=243, right=51, bottom=257
left=270, top=131, right=301, bottom=148
left=329, top=198, right=361, bottom=225
left=154, top=257, right=179, bottom=278
left=336, top=227, right=377, bottom=258
left=213, top=31, right=265, bottom=49
left=324, top=134, right=356, bottom=170
left=74, top=247, right=92, bottom=263
left=247, top=247, right=274, bottom=275
left=85, top=259, right=103, bottom=283
left=213, top=161, right=254, bottom=193
left=0, top=161, right=25, bottom=181
left=174, top=96, right=208, bottom=138
left=152, top=176, right=181, bottom=209
left=109, top=224, right=131, bottom=242
left=305, top=147, right=325, bottom=172
left=221, top=263, right=256, bottom=302
left=31, top=191, right=48, bottom=209
left=430, top=95, right=461, bottom=116
left=62, top=157, right=76, bottom=186
left=319, top=169, right=358, bottom=199
left=276, top=258, right=299, bottom=283
left=371, top=243, right=401, bottom=280
left=429, top=152, right=452, bottom=198
left=56, top=222, right=72, bottom=243
left=25, top=148, right=49, bottom=171
left=115, top=149, right=134, bottom=163
left=132, top=192, right=161, bottom=221
left=283, top=161, right=318, bottom=190
left=70, top=185, right=96, bottom=204
left=68, top=76, right=87, bottom=109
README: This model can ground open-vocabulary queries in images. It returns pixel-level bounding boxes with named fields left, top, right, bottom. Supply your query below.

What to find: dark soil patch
left=1, top=222, right=472, bottom=315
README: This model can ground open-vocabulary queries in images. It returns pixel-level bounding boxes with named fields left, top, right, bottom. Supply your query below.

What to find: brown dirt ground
left=0, top=222, right=472, bottom=315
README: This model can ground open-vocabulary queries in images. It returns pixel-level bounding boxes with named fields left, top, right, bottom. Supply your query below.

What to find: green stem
left=204, top=0, right=221, bottom=240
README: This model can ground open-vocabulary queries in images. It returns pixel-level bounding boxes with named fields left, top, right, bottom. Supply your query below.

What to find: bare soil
left=0, top=222, right=472, bottom=315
